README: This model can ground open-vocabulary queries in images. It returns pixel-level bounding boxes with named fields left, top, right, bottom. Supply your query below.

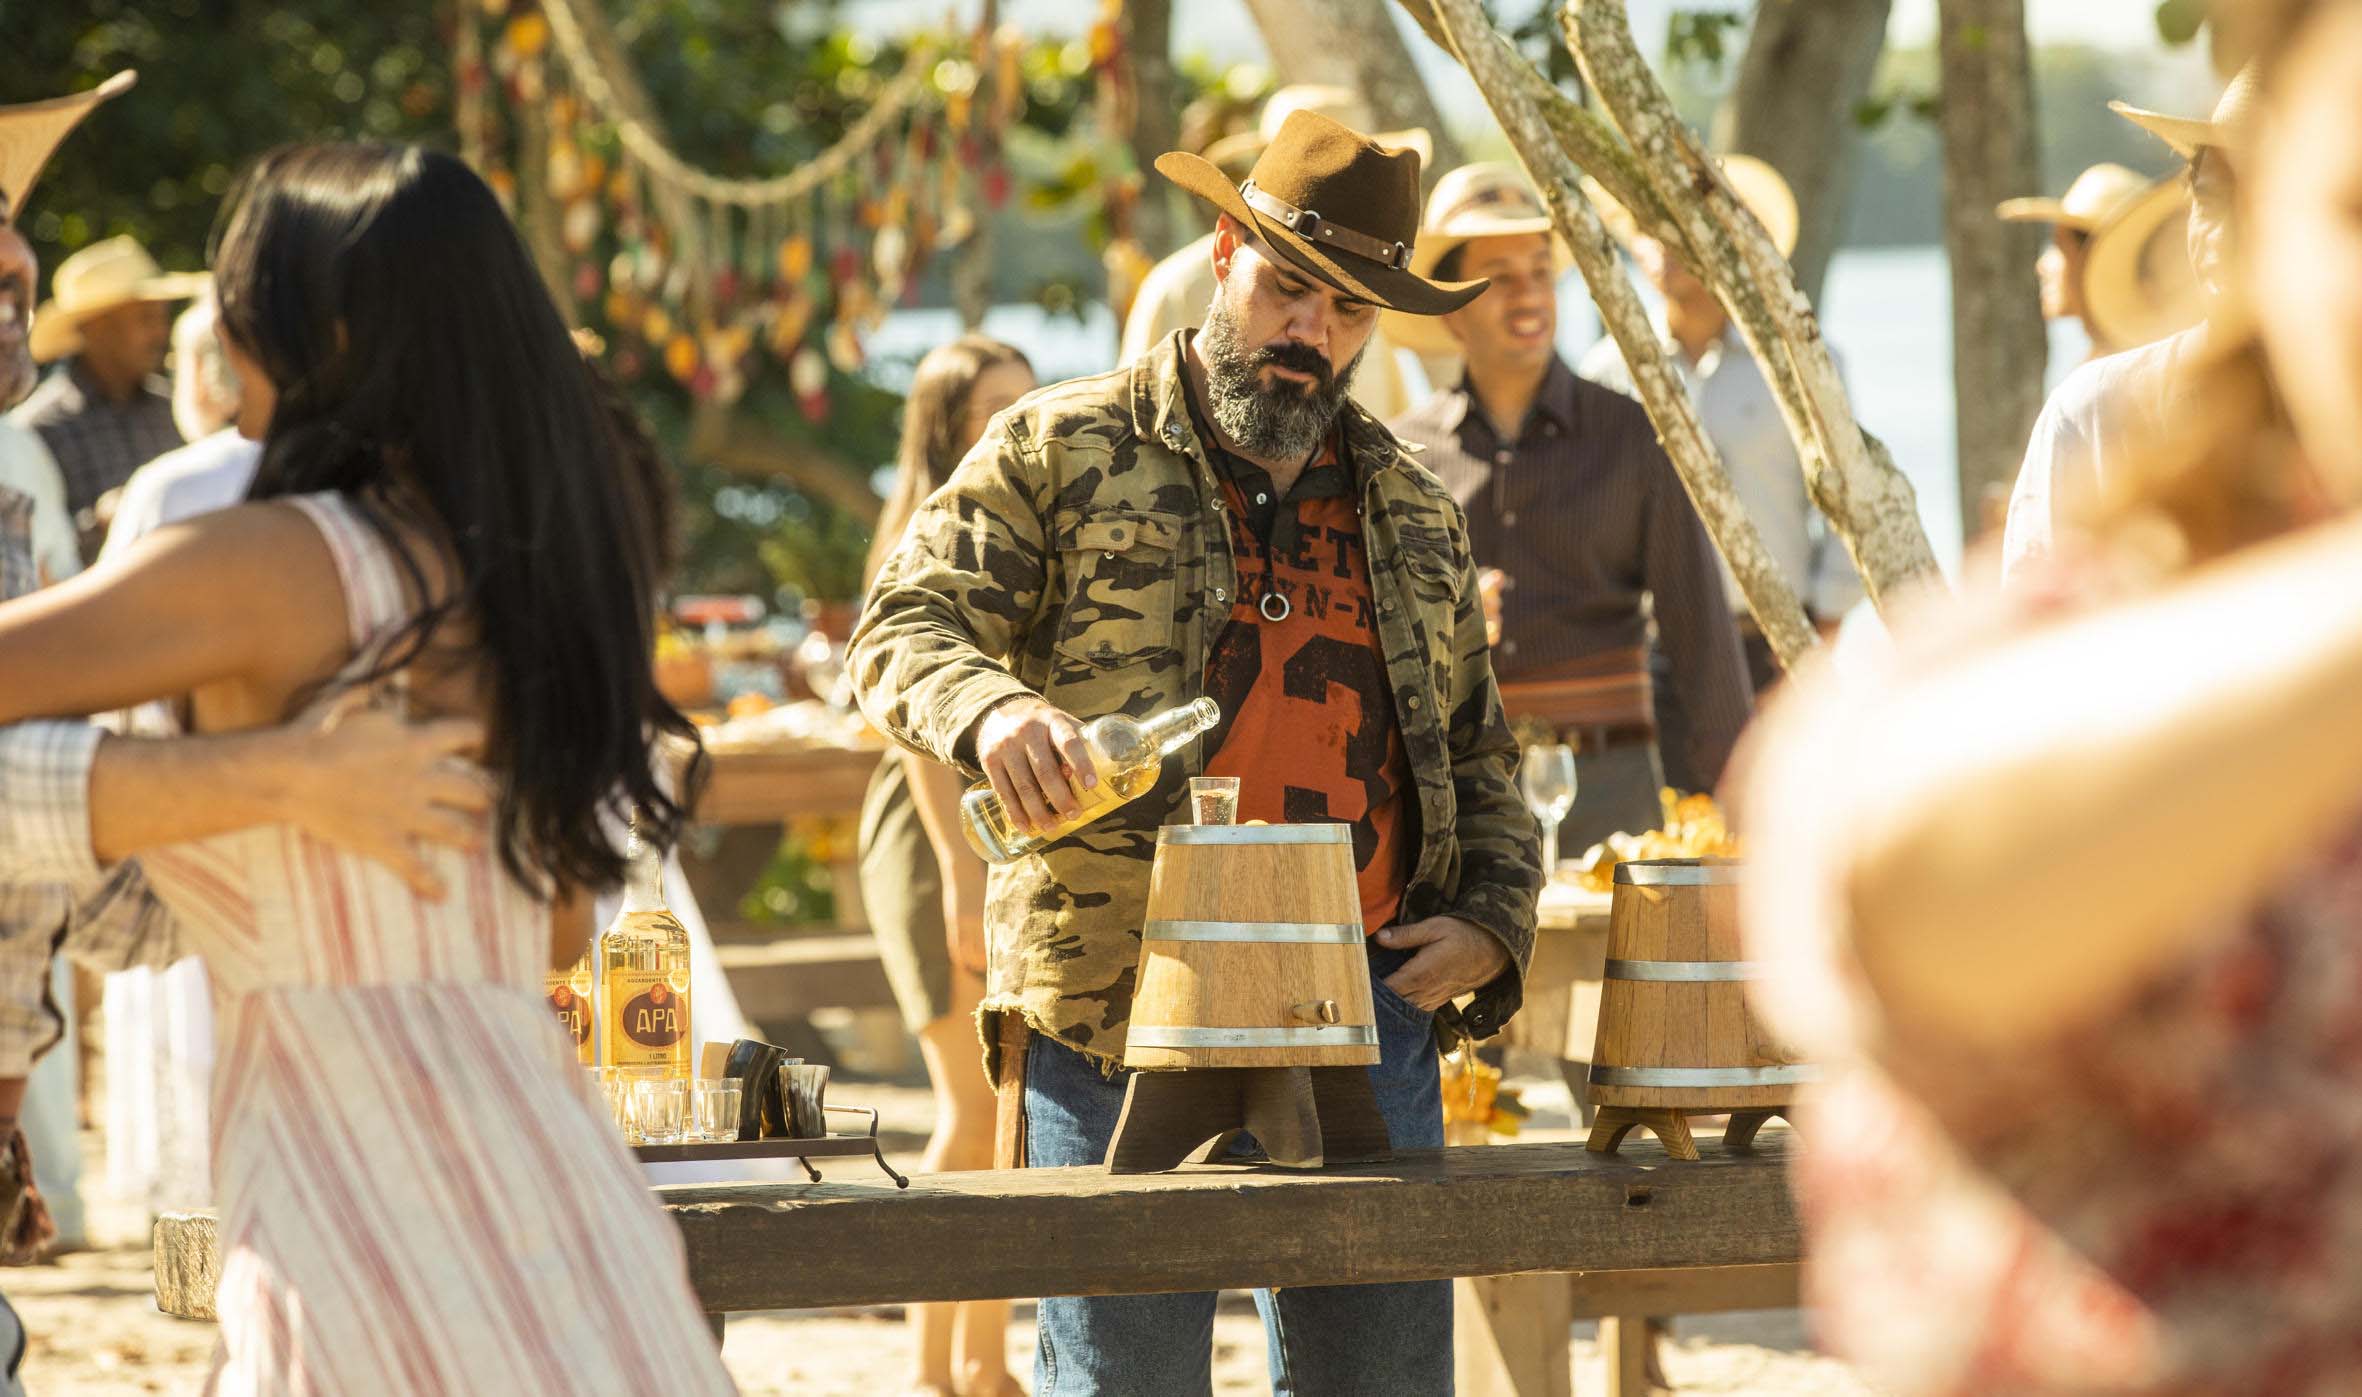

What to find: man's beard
left=1199, top=289, right=1364, bottom=461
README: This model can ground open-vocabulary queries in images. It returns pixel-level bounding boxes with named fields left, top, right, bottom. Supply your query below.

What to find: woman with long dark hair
left=0, top=143, right=731, bottom=1391
left=854, top=334, right=1033, bottom=1397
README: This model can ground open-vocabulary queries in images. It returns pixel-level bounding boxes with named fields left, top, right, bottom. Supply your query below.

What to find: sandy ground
left=11, top=1046, right=1881, bottom=1394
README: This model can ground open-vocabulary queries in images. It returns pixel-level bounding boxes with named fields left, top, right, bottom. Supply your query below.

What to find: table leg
left=1598, top=1315, right=1667, bottom=1396
left=706, top=1311, right=727, bottom=1346
left=1453, top=1272, right=1574, bottom=1397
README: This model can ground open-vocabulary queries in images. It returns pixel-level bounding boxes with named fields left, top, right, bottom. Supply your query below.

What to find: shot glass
left=632, top=1076, right=691, bottom=1146
left=595, top=1067, right=640, bottom=1142
left=778, top=1062, right=831, bottom=1139
left=694, top=1079, right=745, bottom=1144
left=1188, top=776, right=1240, bottom=826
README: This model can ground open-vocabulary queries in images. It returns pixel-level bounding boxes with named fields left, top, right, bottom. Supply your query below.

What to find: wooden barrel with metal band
left=1587, top=857, right=1812, bottom=1111
left=1122, top=823, right=1379, bottom=1070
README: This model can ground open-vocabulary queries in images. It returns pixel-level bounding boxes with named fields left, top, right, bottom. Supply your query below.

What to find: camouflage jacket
left=850, top=331, right=1543, bottom=1063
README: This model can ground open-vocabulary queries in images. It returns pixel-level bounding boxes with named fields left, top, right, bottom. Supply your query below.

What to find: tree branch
left=1563, top=0, right=1942, bottom=621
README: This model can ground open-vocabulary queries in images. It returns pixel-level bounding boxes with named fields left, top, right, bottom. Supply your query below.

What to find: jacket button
left=1110, top=527, right=1127, bottom=542
left=1407, top=696, right=1423, bottom=711
left=1214, top=587, right=1227, bottom=602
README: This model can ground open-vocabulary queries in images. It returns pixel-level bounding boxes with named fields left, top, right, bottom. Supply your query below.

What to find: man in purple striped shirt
left=1388, top=168, right=1750, bottom=848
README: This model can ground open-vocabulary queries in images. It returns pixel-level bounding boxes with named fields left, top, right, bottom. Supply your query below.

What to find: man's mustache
left=1252, top=340, right=1335, bottom=389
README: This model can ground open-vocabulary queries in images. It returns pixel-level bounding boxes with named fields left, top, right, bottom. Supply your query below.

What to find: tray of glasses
left=632, top=1104, right=909, bottom=1187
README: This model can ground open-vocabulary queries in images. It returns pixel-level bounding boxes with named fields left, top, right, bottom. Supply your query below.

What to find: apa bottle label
left=546, top=983, right=592, bottom=1060
left=607, top=970, right=687, bottom=1067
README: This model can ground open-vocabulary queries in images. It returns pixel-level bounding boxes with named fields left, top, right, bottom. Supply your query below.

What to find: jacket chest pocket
left=1052, top=510, right=1184, bottom=671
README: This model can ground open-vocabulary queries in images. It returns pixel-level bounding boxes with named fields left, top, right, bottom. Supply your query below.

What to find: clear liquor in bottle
left=960, top=697, right=1221, bottom=864
left=544, top=949, right=596, bottom=1067
left=597, top=827, right=692, bottom=1078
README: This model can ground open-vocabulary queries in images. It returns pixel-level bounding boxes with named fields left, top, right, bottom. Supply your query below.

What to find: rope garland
left=536, top=0, right=936, bottom=210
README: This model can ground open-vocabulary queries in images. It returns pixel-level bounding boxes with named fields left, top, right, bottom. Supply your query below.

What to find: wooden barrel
left=1123, top=823, right=1379, bottom=1070
left=1586, top=858, right=1811, bottom=1111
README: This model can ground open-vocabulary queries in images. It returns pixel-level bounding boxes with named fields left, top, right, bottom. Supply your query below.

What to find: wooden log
left=153, top=1139, right=1800, bottom=1320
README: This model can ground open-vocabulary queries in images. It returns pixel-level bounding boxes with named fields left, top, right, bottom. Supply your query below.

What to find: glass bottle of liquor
left=597, top=825, right=692, bottom=1079
left=960, top=697, right=1221, bottom=864
left=544, top=947, right=596, bottom=1067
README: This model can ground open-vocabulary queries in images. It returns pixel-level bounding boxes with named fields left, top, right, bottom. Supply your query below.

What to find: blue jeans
left=1024, top=943, right=1451, bottom=1397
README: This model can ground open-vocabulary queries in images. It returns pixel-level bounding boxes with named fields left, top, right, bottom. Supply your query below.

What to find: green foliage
left=1492, top=2, right=1583, bottom=92
left=5, top=0, right=449, bottom=273
left=1665, top=9, right=1747, bottom=71
left=2154, top=0, right=2209, bottom=46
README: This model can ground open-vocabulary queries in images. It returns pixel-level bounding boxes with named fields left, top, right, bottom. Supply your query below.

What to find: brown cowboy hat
left=0, top=70, right=135, bottom=220
left=1157, top=108, right=1487, bottom=318
left=1201, top=85, right=1433, bottom=182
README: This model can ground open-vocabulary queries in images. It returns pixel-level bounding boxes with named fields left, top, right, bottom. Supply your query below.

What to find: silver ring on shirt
left=1259, top=592, right=1291, bottom=623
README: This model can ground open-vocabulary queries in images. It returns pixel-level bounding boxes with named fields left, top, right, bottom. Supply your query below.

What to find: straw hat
left=2110, top=64, right=2261, bottom=159
left=2079, top=175, right=2204, bottom=352
left=0, top=70, right=136, bottom=221
left=1156, top=108, right=1484, bottom=318
left=1586, top=154, right=1800, bottom=262
left=1202, top=85, right=1432, bottom=182
left=30, top=235, right=209, bottom=362
left=1996, top=163, right=2150, bottom=232
left=1382, top=162, right=1573, bottom=356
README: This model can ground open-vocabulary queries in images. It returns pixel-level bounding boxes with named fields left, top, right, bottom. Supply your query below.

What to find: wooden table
left=152, top=1139, right=1800, bottom=1332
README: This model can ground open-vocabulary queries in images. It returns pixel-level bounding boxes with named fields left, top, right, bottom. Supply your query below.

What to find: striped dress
left=140, top=494, right=734, bottom=1395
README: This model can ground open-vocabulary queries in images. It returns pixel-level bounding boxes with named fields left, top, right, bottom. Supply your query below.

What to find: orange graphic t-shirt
left=1196, top=424, right=1413, bottom=934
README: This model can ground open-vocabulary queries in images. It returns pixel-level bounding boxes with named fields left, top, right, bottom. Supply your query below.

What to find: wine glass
left=1518, top=743, right=1579, bottom=879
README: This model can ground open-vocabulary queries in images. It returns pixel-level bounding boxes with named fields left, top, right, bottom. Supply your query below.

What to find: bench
left=154, top=1139, right=1800, bottom=1393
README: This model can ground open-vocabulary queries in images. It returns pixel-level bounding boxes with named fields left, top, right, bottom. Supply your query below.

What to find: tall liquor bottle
left=960, top=698, right=1221, bottom=864
left=597, top=826, right=692, bottom=1078
left=544, top=948, right=595, bottom=1067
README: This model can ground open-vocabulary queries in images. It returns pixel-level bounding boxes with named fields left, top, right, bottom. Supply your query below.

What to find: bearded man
left=851, top=110, right=1541, bottom=1395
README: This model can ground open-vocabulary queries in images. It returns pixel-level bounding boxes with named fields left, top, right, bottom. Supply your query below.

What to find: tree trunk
left=1242, top=0, right=1467, bottom=181
left=1712, top=0, right=1893, bottom=304
left=1122, top=0, right=1186, bottom=260
left=1936, top=0, right=2046, bottom=542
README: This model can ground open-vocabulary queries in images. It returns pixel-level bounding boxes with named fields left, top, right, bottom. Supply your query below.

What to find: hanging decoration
left=456, top=0, right=1029, bottom=412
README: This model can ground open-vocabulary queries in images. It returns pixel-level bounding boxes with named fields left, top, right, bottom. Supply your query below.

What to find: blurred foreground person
left=854, top=334, right=1034, bottom=1397
left=1741, top=2, right=2362, bottom=1390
